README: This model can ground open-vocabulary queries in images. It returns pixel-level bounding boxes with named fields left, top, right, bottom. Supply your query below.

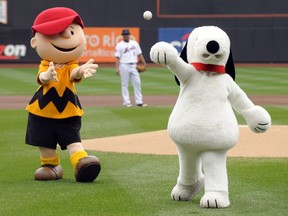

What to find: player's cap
left=121, top=29, right=131, bottom=35
left=32, top=7, right=84, bottom=35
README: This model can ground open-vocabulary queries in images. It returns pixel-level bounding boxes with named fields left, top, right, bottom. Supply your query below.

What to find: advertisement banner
left=158, top=28, right=194, bottom=53
left=0, top=28, right=40, bottom=63
left=79, top=27, right=140, bottom=63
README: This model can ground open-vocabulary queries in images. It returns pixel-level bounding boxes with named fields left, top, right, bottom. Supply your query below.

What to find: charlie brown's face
left=30, top=23, right=86, bottom=64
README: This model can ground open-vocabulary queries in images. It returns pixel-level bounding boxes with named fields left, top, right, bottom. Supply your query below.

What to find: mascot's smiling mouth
left=52, top=43, right=78, bottom=52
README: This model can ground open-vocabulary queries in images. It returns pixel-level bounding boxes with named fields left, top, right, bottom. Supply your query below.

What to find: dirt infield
left=83, top=126, right=288, bottom=157
left=1, top=95, right=287, bottom=157
left=0, top=94, right=288, bottom=109
left=0, top=95, right=177, bottom=109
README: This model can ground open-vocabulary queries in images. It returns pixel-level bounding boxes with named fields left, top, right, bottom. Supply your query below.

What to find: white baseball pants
left=119, top=63, right=143, bottom=106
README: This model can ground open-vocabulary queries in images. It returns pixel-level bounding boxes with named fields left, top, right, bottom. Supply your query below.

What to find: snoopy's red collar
left=192, top=62, right=225, bottom=74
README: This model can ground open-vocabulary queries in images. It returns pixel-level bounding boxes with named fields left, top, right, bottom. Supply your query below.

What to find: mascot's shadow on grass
left=25, top=7, right=101, bottom=182
left=150, top=26, right=271, bottom=208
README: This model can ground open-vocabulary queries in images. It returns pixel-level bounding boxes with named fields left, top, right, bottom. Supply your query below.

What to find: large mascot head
left=30, top=7, right=86, bottom=64
left=177, top=26, right=235, bottom=85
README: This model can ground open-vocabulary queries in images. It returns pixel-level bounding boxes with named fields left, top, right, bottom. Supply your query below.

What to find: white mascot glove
left=76, top=58, right=98, bottom=79
left=241, top=105, right=271, bottom=133
left=39, top=61, right=58, bottom=83
left=150, top=42, right=179, bottom=66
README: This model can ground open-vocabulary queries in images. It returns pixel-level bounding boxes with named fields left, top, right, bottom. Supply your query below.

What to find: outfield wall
left=1, top=0, right=288, bottom=63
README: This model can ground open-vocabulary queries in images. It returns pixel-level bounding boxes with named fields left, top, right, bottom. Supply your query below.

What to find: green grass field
left=0, top=65, right=288, bottom=96
left=0, top=66, right=287, bottom=215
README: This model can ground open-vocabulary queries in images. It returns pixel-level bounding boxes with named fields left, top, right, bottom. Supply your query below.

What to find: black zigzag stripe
left=29, top=86, right=82, bottom=113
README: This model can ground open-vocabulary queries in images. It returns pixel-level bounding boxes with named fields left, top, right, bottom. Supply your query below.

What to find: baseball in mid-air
left=143, top=11, right=153, bottom=20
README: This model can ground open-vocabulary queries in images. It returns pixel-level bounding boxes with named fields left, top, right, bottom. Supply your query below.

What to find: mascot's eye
left=71, top=31, right=74, bottom=35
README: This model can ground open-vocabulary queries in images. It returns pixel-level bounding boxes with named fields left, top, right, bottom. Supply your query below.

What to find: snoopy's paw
left=150, top=42, right=179, bottom=66
left=200, top=191, right=230, bottom=208
left=244, top=105, right=271, bottom=133
left=171, top=178, right=204, bottom=201
left=253, top=122, right=270, bottom=133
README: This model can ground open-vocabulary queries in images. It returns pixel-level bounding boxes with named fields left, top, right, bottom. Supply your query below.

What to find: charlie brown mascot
left=26, top=7, right=101, bottom=182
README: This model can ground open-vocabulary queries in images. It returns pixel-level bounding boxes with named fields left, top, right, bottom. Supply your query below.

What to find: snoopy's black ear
left=225, top=49, right=236, bottom=81
left=174, top=42, right=188, bottom=86
left=180, top=42, right=188, bottom=63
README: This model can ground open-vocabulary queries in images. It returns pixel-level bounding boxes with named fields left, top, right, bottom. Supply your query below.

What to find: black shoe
left=136, top=103, right=148, bottom=107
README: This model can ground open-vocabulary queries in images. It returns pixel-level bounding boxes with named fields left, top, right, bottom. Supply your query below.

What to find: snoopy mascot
left=150, top=26, right=271, bottom=208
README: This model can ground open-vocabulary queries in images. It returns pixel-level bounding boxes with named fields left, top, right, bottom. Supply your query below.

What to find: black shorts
left=25, top=113, right=82, bottom=150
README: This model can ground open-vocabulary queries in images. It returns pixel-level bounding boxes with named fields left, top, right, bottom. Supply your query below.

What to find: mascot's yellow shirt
left=26, top=60, right=84, bottom=119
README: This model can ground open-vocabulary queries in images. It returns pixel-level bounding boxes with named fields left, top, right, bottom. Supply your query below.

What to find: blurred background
left=1, top=0, right=288, bottom=64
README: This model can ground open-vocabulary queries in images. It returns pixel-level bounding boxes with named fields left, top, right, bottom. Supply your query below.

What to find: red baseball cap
left=32, top=7, right=84, bottom=35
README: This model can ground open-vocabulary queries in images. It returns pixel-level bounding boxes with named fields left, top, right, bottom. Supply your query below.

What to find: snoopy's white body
left=169, top=72, right=240, bottom=152
left=150, top=26, right=271, bottom=208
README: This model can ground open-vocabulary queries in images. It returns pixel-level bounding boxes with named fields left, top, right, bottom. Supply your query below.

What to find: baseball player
left=115, top=29, right=147, bottom=107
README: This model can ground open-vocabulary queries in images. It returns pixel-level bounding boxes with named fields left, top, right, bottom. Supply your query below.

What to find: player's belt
left=122, top=62, right=136, bottom=65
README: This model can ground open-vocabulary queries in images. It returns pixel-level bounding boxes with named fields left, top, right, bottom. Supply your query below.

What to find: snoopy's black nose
left=206, top=40, right=219, bottom=54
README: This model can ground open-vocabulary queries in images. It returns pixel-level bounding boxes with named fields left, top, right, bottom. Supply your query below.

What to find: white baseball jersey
left=115, top=40, right=142, bottom=63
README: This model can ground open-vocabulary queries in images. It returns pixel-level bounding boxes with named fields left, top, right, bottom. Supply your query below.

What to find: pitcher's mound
left=83, top=126, right=287, bottom=157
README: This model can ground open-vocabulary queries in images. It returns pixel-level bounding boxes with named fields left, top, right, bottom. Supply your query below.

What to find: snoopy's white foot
left=171, top=177, right=204, bottom=201
left=200, top=191, right=230, bottom=208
